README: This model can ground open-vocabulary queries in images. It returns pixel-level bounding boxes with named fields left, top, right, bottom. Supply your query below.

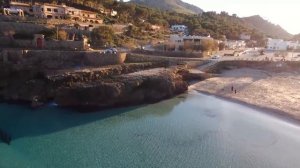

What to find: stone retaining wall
left=126, top=53, right=205, bottom=66
left=0, top=21, right=47, bottom=36
left=204, top=60, right=300, bottom=73
left=132, top=49, right=203, bottom=58
left=0, top=38, right=86, bottom=50
left=0, top=49, right=127, bottom=69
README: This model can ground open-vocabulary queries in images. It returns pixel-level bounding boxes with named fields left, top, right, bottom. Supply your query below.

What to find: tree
left=58, top=30, right=68, bottom=41
left=125, top=25, right=144, bottom=39
left=91, top=26, right=115, bottom=47
left=200, top=39, right=218, bottom=51
left=218, top=42, right=225, bottom=50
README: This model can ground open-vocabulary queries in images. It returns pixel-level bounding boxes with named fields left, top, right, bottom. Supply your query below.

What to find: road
left=214, top=49, right=300, bottom=62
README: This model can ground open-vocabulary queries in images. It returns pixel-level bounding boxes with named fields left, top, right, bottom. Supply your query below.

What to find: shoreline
left=191, top=88, right=300, bottom=126
left=188, top=79, right=300, bottom=126
left=190, top=64, right=300, bottom=126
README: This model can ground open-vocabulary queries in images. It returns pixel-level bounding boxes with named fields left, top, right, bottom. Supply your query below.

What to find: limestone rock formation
left=54, top=67, right=188, bottom=107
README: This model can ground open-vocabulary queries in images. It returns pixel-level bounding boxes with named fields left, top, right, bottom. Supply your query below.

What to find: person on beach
left=231, top=86, right=234, bottom=92
left=235, top=90, right=237, bottom=94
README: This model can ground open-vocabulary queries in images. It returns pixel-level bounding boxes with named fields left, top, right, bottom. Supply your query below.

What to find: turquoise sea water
left=0, top=91, right=300, bottom=168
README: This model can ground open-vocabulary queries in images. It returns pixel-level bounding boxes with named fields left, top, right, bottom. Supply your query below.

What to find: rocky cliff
left=54, top=67, right=188, bottom=108
left=0, top=48, right=212, bottom=110
left=0, top=52, right=192, bottom=109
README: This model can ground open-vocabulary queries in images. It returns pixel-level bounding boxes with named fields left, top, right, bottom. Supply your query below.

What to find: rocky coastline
left=0, top=50, right=205, bottom=110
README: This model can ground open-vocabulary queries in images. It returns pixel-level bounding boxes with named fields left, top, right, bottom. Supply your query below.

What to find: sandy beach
left=191, top=68, right=300, bottom=121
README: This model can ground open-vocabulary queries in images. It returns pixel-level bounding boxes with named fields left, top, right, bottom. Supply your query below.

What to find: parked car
left=211, top=55, right=221, bottom=59
left=104, top=48, right=118, bottom=54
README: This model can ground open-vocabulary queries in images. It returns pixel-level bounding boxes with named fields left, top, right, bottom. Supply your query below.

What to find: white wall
left=267, top=38, right=288, bottom=51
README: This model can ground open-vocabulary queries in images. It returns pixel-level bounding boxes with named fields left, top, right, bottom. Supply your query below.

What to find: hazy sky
left=181, top=0, right=299, bottom=34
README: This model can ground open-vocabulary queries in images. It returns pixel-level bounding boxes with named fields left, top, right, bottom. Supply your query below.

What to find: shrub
left=91, top=26, right=115, bottom=47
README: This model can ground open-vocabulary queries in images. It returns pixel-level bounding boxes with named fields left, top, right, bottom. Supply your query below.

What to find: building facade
left=240, top=33, right=251, bottom=40
left=169, top=34, right=213, bottom=51
left=9, top=2, right=31, bottom=15
left=6, top=2, right=102, bottom=24
left=267, top=38, right=300, bottom=51
left=170, top=25, right=188, bottom=35
left=266, top=38, right=288, bottom=51
left=35, top=4, right=66, bottom=19
left=225, top=40, right=246, bottom=49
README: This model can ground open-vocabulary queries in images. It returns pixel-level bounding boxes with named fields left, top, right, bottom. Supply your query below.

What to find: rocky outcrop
left=0, top=60, right=189, bottom=109
left=54, top=67, right=188, bottom=107
left=45, top=62, right=165, bottom=85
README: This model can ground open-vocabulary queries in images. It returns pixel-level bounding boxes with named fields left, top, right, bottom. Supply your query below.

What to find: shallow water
left=0, top=92, right=300, bottom=168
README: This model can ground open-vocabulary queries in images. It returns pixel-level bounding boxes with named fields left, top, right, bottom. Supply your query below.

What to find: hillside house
left=6, top=2, right=102, bottom=24
left=169, top=34, right=213, bottom=51
left=81, top=10, right=101, bottom=23
left=225, top=40, right=246, bottom=49
left=267, top=38, right=300, bottom=51
left=9, top=2, right=31, bottom=15
left=103, top=9, right=118, bottom=16
left=65, top=7, right=82, bottom=21
left=266, top=38, right=288, bottom=51
left=36, top=4, right=66, bottom=19
left=171, top=25, right=188, bottom=35
left=3, top=8, right=24, bottom=16
left=240, top=33, right=251, bottom=40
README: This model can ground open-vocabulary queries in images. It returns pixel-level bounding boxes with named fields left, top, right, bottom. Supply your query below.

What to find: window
left=29, top=9, right=33, bottom=12
left=54, top=9, right=58, bottom=13
left=47, top=8, right=51, bottom=12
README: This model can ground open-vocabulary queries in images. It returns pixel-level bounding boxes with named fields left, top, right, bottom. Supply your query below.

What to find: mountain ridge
left=242, top=15, right=292, bottom=39
left=130, top=0, right=203, bottom=14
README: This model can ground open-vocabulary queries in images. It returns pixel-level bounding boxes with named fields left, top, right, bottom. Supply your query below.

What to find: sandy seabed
left=191, top=68, right=300, bottom=121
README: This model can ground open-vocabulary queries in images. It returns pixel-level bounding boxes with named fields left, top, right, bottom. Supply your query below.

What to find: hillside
left=3, top=0, right=269, bottom=47
left=130, top=0, right=203, bottom=14
left=243, top=15, right=292, bottom=39
left=292, top=34, right=300, bottom=40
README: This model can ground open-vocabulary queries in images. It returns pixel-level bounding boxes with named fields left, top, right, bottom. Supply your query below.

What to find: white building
left=266, top=38, right=300, bottom=51
left=286, top=41, right=300, bottom=50
left=240, top=33, right=251, bottom=40
left=3, top=8, right=25, bottom=16
left=170, top=25, right=188, bottom=34
left=169, top=34, right=213, bottom=51
left=225, top=40, right=246, bottom=49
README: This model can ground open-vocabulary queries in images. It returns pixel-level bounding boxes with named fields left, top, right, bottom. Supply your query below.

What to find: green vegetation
left=13, top=32, right=34, bottom=40
left=15, top=0, right=283, bottom=48
left=91, top=26, right=116, bottom=47
left=37, top=29, right=68, bottom=41
left=57, top=30, right=68, bottom=41
left=38, top=29, right=56, bottom=40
